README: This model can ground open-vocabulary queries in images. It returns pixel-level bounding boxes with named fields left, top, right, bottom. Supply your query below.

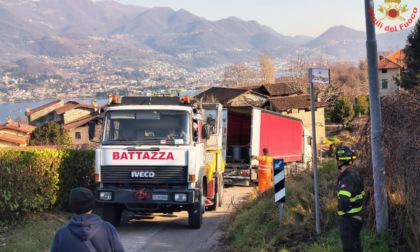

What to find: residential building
left=25, top=99, right=101, bottom=148
left=0, top=117, right=36, bottom=147
left=378, top=49, right=406, bottom=96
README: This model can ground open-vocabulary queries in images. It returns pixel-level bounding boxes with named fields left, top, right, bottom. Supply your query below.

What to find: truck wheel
left=103, top=203, right=123, bottom=227
left=218, top=174, right=224, bottom=207
left=188, top=192, right=203, bottom=229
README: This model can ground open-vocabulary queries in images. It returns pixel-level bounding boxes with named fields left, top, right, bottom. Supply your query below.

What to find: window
left=75, top=132, right=81, bottom=139
left=381, top=69, right=387, bottom=73
left=381, top=79, right=388, bottom=90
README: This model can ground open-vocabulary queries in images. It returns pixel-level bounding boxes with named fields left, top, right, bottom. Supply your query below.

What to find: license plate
left=152, top=194, right=168, bottom=201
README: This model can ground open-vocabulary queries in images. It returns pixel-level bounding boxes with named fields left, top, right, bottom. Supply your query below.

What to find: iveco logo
left=131, top=171, right=155, bottom=178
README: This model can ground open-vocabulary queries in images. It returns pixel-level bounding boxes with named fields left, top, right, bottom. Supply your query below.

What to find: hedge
left=0, top=148, right=95, bottom=225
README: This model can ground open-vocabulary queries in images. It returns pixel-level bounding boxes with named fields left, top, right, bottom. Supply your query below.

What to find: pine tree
left=330, top=96, right=355, bottom=127
left=397, top=18, right=420, bottom=89
left=354, top=95, right=369, bottom=117
left=29, top=122, right=73, bottom=147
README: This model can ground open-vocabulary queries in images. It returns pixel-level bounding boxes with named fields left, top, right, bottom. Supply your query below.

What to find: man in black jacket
left=336, top=146, right=365, bottom=252
left=51, top=187, right=125, bottom=252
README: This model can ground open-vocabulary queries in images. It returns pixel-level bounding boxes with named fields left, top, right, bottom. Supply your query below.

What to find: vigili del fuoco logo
left=369, top=0, right=418, bottom=32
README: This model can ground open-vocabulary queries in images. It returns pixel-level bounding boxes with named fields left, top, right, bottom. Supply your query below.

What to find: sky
left=113, top=0, right=420, bottom=37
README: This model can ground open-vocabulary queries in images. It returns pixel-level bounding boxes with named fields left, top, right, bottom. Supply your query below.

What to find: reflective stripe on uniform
left=338, top=205, right=363, bottom=215
left=338, top=190, right=351, bottom=197
left=338, top=191, right=365, bottom=202
left=337, top=191, right=365, bottom=215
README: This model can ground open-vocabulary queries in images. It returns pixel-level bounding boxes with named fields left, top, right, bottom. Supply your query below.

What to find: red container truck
left=222, top=106, right=312, bottom=186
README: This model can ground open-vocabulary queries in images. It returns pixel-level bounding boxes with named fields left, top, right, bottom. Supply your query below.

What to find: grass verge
left=0, top=212, right=69, bottom=252
left=220, top=159, right=390, bottom=252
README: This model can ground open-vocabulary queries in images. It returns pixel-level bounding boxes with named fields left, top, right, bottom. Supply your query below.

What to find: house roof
left=0, top=121, right=36, bottom=134
left=63, top=113, right=100, bottom=130
left=195, top=87, right=254, bottom=105
left=0, top=133, right=27, bottom=145
left=378, top=59, right=401, bottom=69
left=269, top=94, right=327, bottom=111
left=232, top=83, right=301, bottom=97
left=378, top=49, right=406, bottom=69
left=55, top=101, right=97, bottom=115
left=259, top=83, right=301, bottom=97
left=25, top=99, right=63, bottom=116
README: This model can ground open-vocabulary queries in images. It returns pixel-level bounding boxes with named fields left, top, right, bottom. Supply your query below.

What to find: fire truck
left=93, top=96, right=224, bottom=229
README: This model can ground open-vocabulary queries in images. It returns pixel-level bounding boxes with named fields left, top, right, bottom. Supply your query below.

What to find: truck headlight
left=99, top=192, right=112, bottom=201
left=174, top=193, right=187, bottom=202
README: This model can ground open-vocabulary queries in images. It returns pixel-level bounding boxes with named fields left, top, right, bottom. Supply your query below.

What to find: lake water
left=0, top=91, right=200, bottom=124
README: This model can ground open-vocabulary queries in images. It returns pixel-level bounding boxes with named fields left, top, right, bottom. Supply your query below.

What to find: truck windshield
left=102, top=110, right=190, bottom=145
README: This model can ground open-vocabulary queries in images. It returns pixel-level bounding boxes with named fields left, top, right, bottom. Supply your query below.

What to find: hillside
left=0, top=0, right=412, bottom=69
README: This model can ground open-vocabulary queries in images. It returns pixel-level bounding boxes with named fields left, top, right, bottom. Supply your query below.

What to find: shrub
left=56, top=150, right=95, bottom=210
left=0, top=148, right=95, bottom=226
left=0, top=149, right=63, bottom=223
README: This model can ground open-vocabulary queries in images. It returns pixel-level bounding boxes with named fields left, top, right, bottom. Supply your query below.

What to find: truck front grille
left=100, top=166, right=188, bottom=184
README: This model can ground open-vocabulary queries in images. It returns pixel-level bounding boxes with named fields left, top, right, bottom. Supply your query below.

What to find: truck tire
left=103, top=203, right=123, bottom=227
left=188, top=191, right=203, bottom=229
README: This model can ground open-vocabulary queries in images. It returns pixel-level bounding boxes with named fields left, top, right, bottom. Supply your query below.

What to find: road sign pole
left=273, top=159, right=285, bottom=225
left=309, top=74, right=320, bottom=235
left=308, top=68, right=330, bottom=235
left=278, top=203, right=283, bottom=225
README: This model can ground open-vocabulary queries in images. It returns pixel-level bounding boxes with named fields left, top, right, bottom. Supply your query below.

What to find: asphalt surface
left=117, top=185, right=255, bottom=252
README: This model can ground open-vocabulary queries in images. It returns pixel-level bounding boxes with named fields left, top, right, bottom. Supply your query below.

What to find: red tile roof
left=260, top=83, right=301, bottom=96
left=231, top=83, right=300, bottom=97
left=0, top=133, right=27, bottom=145
left=0, top=121, right=36, bottom=134
left=63, top=113, right=100, bottom=130
left=378, top=59, right=401, bottom=69
left=195, top=87, right=254, bottom=105
left=25, top=100, right=63, bottom=116
left=55, top=101, right=96, bottom=115
left=378, top=49, right=406, bottom=69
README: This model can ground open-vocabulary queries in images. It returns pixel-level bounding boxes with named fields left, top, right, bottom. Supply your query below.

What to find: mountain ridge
left=0, top=0, right=412, bottom=69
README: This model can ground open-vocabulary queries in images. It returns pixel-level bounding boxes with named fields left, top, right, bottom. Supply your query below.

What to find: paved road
left=117, top=185, right=255, bottom=252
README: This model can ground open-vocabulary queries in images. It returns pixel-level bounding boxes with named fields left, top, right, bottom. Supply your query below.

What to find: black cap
left=69, top=187, right=95, bottom=215
left=263, top=148, right=269, bottom=154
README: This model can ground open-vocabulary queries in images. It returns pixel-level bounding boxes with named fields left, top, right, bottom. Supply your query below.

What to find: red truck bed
left=226, top=107, right=303, bottom=163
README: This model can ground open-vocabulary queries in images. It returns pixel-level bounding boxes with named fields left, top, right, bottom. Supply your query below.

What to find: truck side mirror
left=202, top=124, right=211, bottom=140
left=88, top=121, right=96, bottom=140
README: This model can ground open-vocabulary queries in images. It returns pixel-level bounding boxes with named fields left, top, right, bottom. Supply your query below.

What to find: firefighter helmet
left=336, top=146, right=357, bottom=168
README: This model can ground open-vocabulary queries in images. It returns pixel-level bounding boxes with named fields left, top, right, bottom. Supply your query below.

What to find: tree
left=397, top=18, right=420, bottom=89
left=354, top=95, right=369, bottom=117
left=330, top=96, right=355, bottom=127
left=222, top=63, right=257, bottom=87
left=29, top=122, right=73, bottom=147
left=259, top=53, right=275, bottom=84
left=277, top=54, right=310, bottom=94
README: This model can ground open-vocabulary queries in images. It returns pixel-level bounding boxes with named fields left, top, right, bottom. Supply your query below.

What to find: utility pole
left=364, top=0, right=389, bottom=234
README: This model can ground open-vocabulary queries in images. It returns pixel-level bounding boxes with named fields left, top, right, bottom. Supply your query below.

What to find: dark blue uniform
left=337, top=168, right=365, bottom=252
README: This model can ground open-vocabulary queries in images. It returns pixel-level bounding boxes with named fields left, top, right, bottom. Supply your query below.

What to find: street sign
left=310, top=68, right=330, bottom=84
left=273, top=159, right=285, bottom=203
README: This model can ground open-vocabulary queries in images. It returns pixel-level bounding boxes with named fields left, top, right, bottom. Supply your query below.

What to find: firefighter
left=336, top=146, right=365, bottom=252
left=252, top=148, right=273, bottom=193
